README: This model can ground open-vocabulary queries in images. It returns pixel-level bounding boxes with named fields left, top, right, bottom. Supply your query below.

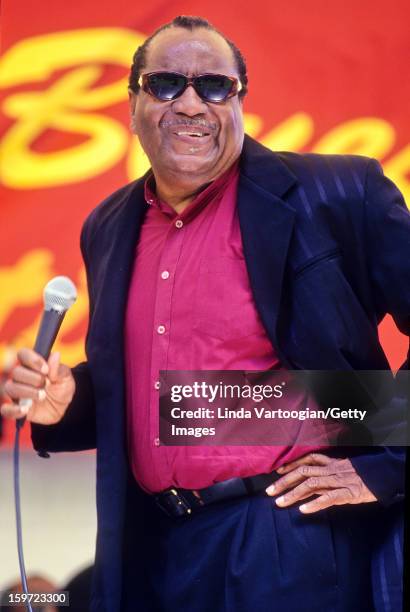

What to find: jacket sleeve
left=31, top=219, right=97, bottom=455
left=31, top=361, right=96, bottom=454
left=350, top=158, right=410, bottom=506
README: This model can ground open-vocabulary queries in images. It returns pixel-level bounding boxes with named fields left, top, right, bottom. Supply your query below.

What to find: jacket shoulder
left=242, top=136, right=376, bottom=205
left=80, top=178, right=144, bottom=251
left=274, top=150, right=379, bottom=209
left=275, top=150, right=372, bottom=183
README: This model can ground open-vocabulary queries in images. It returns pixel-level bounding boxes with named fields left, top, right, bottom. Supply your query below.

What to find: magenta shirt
left=125, top=161, right=318, bottom=493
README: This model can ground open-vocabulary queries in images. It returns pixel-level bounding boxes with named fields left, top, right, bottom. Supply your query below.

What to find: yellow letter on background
left=0, top=28, right=143, bottom=188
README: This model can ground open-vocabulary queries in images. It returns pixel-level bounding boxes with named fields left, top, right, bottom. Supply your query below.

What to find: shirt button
left=175, top=219, right=183, bottom=228
left=161, top=270, right=170, bottom=280
left=157, top=325, right=166, bottom=334
left=154, top=380, right=161, bottom=390
left=153, top=438, right=160, bottom=447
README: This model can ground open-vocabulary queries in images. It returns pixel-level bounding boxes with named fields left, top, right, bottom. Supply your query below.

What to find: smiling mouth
left=169, top=130, right=213, bottom=147
left=160, top=119, right=216, bottom=142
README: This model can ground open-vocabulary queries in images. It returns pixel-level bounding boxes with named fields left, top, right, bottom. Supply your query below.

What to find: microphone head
left=43, top=276, right=77, bottom=313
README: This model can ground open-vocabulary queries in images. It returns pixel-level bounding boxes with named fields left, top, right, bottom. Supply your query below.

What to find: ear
left=128, top=89, right=140, bottom=135
left=128, top=88, right=138, bottom=115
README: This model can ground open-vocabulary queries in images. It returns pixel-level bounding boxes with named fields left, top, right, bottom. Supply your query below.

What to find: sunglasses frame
left=138, top=71, right=243, bottom=103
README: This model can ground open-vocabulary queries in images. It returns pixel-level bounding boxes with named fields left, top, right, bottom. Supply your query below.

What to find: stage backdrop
left=1, top=0, right=409, bottom=447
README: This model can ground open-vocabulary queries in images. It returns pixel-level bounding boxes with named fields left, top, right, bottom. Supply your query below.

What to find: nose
left=171, top=83, right=207, bottom=116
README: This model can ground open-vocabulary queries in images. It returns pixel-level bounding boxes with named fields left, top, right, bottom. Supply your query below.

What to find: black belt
left=154, top=470, right=281, bottom=518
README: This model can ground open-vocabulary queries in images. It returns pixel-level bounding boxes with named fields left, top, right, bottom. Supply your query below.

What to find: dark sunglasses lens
left=147, top=73, right=186, bottom=100
left=195, top=75, right=234, bottom=101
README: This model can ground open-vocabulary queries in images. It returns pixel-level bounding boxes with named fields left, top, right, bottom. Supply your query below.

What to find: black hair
left=128, top=15, right=248, bottom=98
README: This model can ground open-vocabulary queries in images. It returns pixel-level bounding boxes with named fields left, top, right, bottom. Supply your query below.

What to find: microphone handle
left=33, top=309, right=66, bottom=359
left=17, top=308, right=66, bottom=426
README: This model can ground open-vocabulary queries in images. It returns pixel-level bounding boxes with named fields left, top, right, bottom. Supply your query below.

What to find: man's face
left=129, top=28, right=244, bottom=182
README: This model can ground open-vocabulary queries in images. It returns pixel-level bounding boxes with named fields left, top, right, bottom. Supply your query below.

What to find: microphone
left=18, top=276, right=77, bottom=417
left=13, top=276, right=77, bottom=612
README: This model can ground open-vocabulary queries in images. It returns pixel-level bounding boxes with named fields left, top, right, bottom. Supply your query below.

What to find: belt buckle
left=155, top=488, right=192, bottom=518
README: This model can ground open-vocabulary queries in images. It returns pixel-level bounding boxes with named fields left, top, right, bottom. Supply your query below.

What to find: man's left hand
left=266, top=452, right=377, bottom=513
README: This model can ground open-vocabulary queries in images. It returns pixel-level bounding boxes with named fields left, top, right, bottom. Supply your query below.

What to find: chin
left=167, top=155, right=214, bottom=176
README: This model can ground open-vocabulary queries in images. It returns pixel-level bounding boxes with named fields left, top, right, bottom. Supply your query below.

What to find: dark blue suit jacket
left=31, top=135, right=409, bottom=611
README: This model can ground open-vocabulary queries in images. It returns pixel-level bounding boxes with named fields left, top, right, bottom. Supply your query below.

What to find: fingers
left=2, top=378, right=46, bottom=419
left=47, top=352, right=72, bottom=384
left=276, top=452, right=332, bottom=475
left=1, top=401, right=31, bottom=419
left=17, top=348, right=48, bottom=375
left=1, top=348, right=50, bottom=420
left=1, top=348, right=74, bottom=425
left=267, top=455, right=377, bottom=512
left=47, top=352, right=61, bottom=383
left=299, top=490, right=349, bottom=514
left=4, top=380, right=47, bottom=402
left=274, top=475, right=352, bottom=508
left=11, top=365, right=46, bottom=388
left=266, top=464, right=331, bottom=496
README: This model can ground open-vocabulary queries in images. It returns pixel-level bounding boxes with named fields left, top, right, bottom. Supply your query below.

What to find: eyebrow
left=149, top=56, right=232, bottom=73
left=146, top=65, right=234, bottom=76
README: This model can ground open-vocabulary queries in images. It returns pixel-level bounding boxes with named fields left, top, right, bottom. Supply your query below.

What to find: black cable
left=14, top=418, right=33, bottom=612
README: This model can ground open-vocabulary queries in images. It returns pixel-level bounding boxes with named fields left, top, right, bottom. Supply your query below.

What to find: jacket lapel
left=238, top=136, right=297, bottom=361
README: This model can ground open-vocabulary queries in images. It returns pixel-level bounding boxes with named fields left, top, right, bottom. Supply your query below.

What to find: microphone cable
left=14, top=416, right=33, bottom=612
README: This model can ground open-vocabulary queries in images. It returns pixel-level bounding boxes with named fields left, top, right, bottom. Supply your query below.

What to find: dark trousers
left=121, top=491, right=403, bottom=612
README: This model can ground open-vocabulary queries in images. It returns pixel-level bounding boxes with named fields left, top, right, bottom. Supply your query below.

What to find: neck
left=155, top=179, right=209, bottom=213
left=152, top=157, right=239, bottom=214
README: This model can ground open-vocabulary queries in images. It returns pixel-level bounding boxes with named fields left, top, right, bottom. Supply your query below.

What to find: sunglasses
left=138, top=71, right=243, bottom=103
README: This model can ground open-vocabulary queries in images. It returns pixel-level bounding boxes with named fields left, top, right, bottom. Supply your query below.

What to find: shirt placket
left=149, top=216, right=186, bottom=489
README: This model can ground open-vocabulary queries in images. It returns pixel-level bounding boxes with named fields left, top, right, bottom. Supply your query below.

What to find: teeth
left=176, top=131, right=205, bottom=137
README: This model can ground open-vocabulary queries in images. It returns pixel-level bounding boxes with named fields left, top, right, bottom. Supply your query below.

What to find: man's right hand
left=0, top=348, right=75, bottom=425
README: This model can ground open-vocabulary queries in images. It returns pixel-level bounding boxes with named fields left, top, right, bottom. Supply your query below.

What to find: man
left=1, top=15, right=409, bottom=612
